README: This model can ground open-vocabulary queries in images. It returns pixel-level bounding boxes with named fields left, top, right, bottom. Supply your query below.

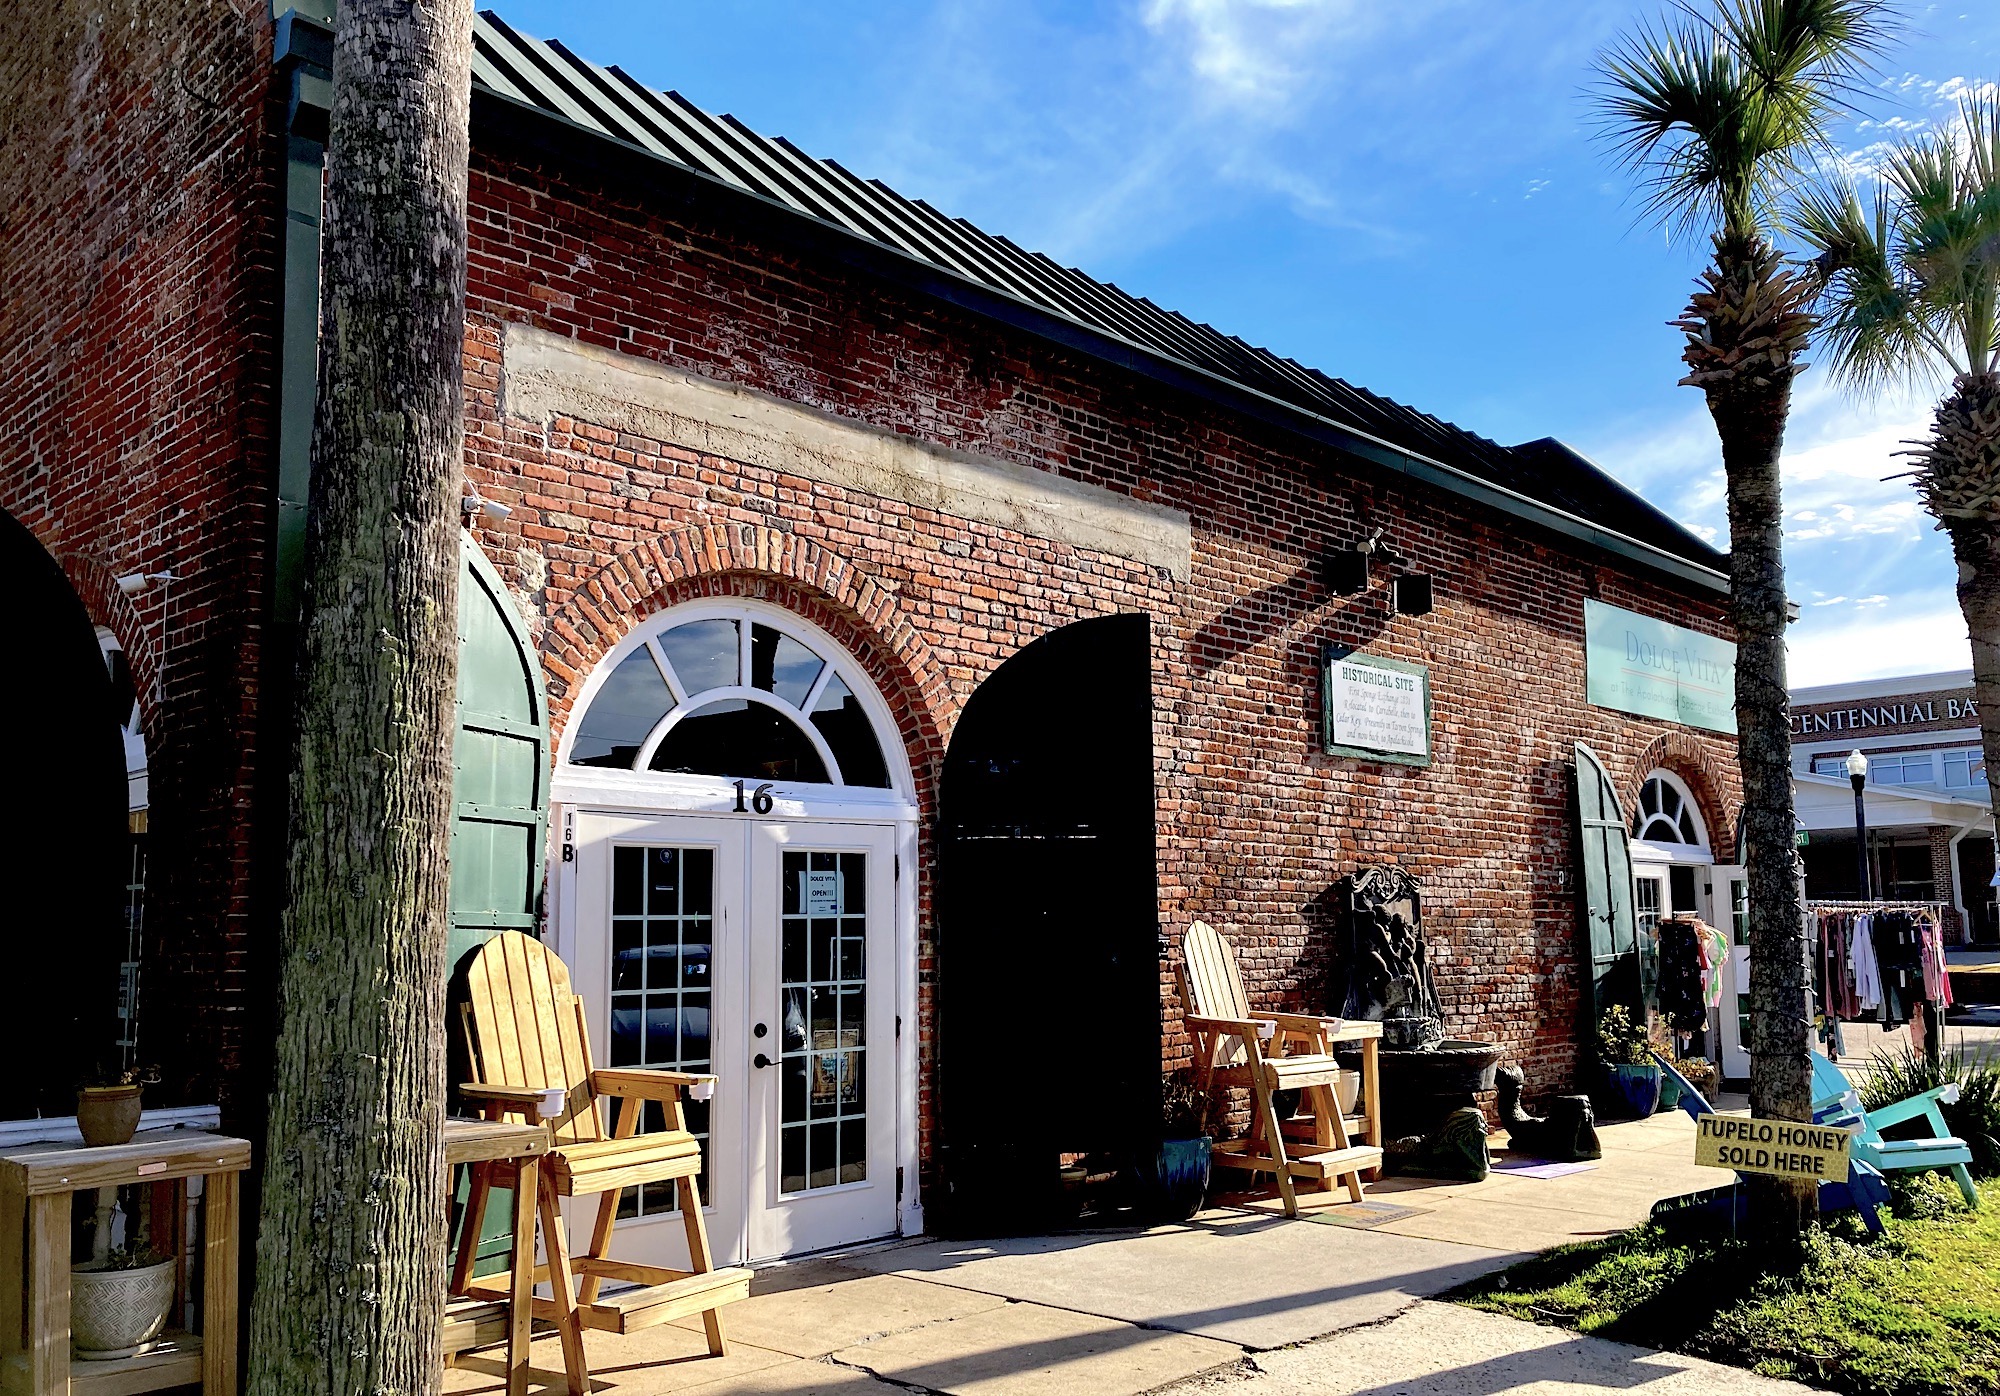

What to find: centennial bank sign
left=1789, top=690, right=1980, bottom=737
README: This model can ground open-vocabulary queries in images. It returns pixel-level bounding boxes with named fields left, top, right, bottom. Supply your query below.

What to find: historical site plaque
left=1322, top=647, right=1431, bottom=766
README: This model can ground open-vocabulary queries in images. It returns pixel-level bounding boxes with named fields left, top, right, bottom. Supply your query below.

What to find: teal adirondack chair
left=1811, top=1052, right=1979, bottom=1208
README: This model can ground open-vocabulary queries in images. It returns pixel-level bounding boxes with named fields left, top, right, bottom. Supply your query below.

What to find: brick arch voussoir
left=544, top=525, right=955, bottom=778
left=50, top=548, right=164, bottom=749
left=1625, top=731, right=1732, bottom=853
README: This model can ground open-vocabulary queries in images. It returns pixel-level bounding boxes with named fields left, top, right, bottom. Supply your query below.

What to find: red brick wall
left=455, top=151, right=1745, bottom=1158
left=0, top=1, right=283, bottom=1117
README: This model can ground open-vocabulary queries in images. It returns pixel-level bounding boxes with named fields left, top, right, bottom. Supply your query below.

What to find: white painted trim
left=549, top=594, right=926, bottom=1258
left=0, top=1106, right=223, bottom=1149
left=634, top=686, right=847, bottom=784
left=1791, top=671, right=1971, bottom=705
left=557, top=597, right=916, bottom=806
left=1633, top=768, right=1709, bottom=852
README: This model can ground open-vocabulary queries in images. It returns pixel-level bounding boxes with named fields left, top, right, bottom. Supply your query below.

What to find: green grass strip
left=1453, top=1177, right=2000, bottom=1396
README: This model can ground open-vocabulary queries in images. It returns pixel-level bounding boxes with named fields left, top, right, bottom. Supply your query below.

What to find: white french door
left=745, top=821, right=897, bottom=1260
left=568, top=810, right=897, bottom=1267
left=1710, top=866, right=1750, bottom=1080
left=571, top=812, right=744, bottom=1268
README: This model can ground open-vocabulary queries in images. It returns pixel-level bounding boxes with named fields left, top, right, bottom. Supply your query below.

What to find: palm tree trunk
left=1934, top=375, right=2000, bottom=951
left=1950, top=529, right=2000, bottom=939
left=247, top=2, right=475, bottom=1393
left=1690, top=234, right=1817, bottom=1242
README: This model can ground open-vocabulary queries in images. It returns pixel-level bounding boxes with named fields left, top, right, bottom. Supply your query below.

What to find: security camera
left=115, top=571, right=174, bottom=595
left=462, top=492, right=512, bottom=520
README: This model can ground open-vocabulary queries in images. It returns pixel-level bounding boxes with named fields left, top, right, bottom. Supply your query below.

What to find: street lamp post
left=1846, top=749, right=1871, bottom=899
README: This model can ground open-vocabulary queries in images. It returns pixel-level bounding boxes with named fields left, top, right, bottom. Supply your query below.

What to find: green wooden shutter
left=450, top=535, right=550, bottom=1276
left=1574, top=742, right=1640, bottom=1052
left=450, top=535, right=549, bottom=971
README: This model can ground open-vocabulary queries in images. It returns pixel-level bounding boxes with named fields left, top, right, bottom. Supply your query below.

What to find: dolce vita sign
left=1694, top=1115, right=1854, bottom=1181
left=1584, top=600, right=1736, bottom=736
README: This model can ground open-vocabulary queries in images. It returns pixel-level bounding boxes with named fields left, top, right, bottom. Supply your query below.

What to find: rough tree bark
left=1681, top=233, right=1818, bottom=1241
left=247, top=2, right=474, bottom=1392
left=1927, top=375, right=2000, bottom=912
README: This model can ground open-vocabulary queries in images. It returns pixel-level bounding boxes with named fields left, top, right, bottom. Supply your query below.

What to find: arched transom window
left=567, top=605, right=893, bottom=789
left=1631, top=770, right=1707, bottom=848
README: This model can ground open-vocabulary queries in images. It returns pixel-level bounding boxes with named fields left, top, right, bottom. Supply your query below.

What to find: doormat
left=1491, top=1159, right=1598, bottom=1180
left=1295, top=1200, right=1431, bottom=1229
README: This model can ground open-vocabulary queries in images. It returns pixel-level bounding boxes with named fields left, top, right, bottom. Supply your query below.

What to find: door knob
left=753, top=1053, right=774, bottom=1069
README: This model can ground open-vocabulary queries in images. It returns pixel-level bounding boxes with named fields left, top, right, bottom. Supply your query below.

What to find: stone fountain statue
left=1329, top=867, right=1501, bottom=1167
left=1338, top=866, right=1443, bottom=1049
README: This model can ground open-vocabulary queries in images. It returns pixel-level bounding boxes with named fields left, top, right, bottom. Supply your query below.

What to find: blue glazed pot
left=1139, top=1137, right=1212, bottom=1221
left=1604, top=1064, right=1662, bottom=1120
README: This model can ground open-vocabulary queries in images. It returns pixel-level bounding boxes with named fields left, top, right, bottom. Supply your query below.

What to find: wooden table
left=0, top=1131, right=250, bottom=1396
left=442, top=1118, right=547, bottom=1396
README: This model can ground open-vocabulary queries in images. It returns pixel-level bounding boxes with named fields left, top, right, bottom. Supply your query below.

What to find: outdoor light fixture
left=1323, top=528, right=1395, bottom=596
left=1846, top=749, right=1870, bottom=899
left=1393, top=574, right=1434, bottom=616
left=114, top=571, right=175, bottom=596
left=1322, top=548, right=1369, bottom=595
left=462, top=490, right=512, bottom=521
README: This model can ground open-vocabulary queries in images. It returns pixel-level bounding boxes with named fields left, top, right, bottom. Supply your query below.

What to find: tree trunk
left=247, top=3, right=474, bottom=1393
left=1932, top=374, right=2000, bottom=951
left=1691, top=234, right=1817, bottom=1243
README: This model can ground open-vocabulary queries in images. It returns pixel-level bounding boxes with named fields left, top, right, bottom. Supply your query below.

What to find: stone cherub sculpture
left=1338, top=866, right=1444, bottom=1050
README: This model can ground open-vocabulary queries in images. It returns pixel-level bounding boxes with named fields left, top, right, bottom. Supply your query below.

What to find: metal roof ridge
left=463, top=12, right=1728, bottom=591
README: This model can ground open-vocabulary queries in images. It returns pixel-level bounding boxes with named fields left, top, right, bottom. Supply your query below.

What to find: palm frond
left=1795, top=181, right=1928, bottom=391
left=1591, top=0, right=1891, bottom=242
left=1720, top=0, right=1893, bottom=101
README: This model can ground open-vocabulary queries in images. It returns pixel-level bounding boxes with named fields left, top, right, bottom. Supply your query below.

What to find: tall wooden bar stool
left=455, top=932, right=749, bottom=1394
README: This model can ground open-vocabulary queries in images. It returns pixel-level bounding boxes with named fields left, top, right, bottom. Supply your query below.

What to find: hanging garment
left=1695, top=920, right=1730, bottom=1010
left=1656, top=917, right=1708, bottom=1032
left=1850, top=913, right=1882, bottom=1012
left=1919, top=911, right=1954, bottom=1007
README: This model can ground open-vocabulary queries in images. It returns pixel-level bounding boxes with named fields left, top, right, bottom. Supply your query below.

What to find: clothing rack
left=1805, top=901, right=1949, bottom=1065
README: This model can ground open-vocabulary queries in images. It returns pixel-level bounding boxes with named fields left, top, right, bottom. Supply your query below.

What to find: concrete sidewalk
left=443, top=1109, right=1769, bottom=1396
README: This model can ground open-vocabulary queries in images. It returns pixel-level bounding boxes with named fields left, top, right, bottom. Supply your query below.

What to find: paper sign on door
left=805, top=870, right=842, bottom=915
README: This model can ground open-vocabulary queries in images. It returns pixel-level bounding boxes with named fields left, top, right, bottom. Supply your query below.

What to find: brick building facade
left=3, top=6, right=1744, bottom=1261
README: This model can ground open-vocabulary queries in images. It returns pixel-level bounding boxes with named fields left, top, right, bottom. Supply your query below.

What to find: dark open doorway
left=934, top=613, right=1159, bottom=1231
left=0, top=508, right=129, bottom=1117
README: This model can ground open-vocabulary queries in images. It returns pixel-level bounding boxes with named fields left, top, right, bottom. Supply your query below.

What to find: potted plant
left=76, top=1063, right=160, bottom=1148
left=1135, top=1072, right=1212, bottom=1221
left=71, top=1246, right=176, bottom=1359
left=1670, top=1053, right=1719, bottom=1101
left=1596, top=1006, right=1660, bottom=1120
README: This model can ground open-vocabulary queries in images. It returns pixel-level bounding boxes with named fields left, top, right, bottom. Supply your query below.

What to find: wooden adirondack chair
left=1811, top=1051, right=1979, bottom=1208
left=1176, top=921, right=1383, bottom=1216
left=455, top=932, right=751, bottom=1394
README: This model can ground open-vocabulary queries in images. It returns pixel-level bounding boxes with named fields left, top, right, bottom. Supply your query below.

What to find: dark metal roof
left=464, top=11, right=1729, bottom=590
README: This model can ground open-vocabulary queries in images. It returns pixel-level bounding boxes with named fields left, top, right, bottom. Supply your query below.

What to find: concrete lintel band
left=501, top=323, right=1196, bottom=580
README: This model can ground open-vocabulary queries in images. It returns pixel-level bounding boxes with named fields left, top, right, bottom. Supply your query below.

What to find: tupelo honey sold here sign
left=1693, top=1115, right=1854, bottom=1180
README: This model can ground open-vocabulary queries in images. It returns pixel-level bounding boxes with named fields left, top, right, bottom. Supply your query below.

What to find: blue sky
left=492, top=1, right=2000, bottom=686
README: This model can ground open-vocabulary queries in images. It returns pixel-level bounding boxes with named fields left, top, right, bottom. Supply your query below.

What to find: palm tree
left=1798, top=87, right=2000, bottom=909
left=1594, top=0, right=1890, bottom=1240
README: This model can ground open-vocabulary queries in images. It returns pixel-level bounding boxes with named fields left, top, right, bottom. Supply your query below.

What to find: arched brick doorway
left=0, top=507, right=129, bottom=1117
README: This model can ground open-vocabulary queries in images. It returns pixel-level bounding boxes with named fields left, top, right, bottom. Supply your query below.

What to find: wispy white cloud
left=1580, top=373, right=1960, bottom=686
left=1786, top=598, right=1969, bottom=686
left=1140, top=0, right=1382, bottom=115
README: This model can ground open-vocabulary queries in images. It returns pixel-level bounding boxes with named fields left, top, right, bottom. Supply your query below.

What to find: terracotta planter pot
left=76, top=1086, right=143, bottom=1147
left=71, top=1258, right=175, bottom=1358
